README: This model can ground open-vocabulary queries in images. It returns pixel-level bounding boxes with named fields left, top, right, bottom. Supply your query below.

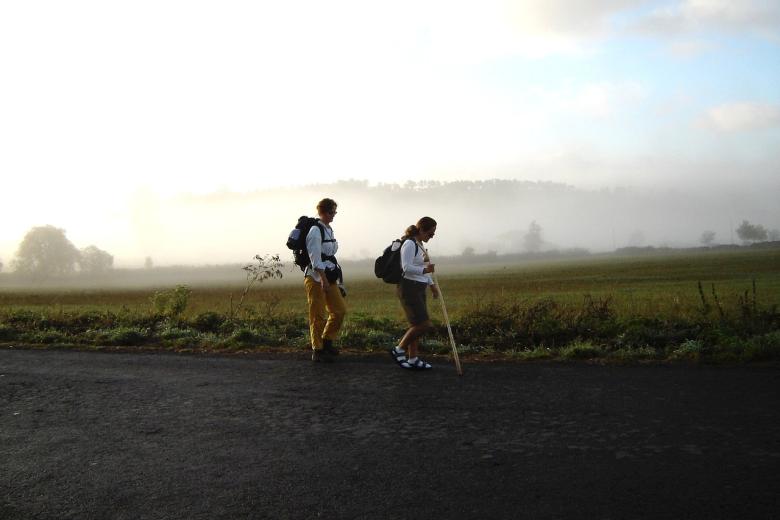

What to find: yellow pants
left=304, top=276, right=346, bottom=350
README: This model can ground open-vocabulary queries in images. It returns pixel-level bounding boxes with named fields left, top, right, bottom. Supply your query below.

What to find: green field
left=1, top=248, right=779, bottom=363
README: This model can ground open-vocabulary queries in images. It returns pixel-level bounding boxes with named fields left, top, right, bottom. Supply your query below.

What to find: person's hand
left=318, top=271, right=330, bottom=290
left=424, top=263, right=436, bottom=274
left=431, top=285, right=440, bottom=299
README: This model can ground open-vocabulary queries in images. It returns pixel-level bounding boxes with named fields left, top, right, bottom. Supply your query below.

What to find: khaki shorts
left=397, top=278, right=429, bottom=325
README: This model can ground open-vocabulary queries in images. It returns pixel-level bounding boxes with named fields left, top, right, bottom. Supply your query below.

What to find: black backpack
left=374, top=239, right=418, bottom=284
left=286, top=216, right=328, bottom=271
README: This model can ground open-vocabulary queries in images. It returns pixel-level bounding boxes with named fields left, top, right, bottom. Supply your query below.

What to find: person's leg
left=304, top=277, right=326, bottom=351
left=394, top=280, right=433, bottom=367
left=407, top=337, right=419, bottom=359
left=400, top=321, right=433, bottom=358
left=322, top=283, right=346, bottom=352
left=399, top=321, right=431, bottom=349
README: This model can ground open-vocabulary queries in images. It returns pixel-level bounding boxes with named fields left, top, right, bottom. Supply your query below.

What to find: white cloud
left=533, top=81, right=648, bottom=119
left=704, top=102, right=780, bottom=132
left=667, top=39, right=714, bottom=58
left=421, top=0, right=650, bottom=61
left=638, top=0, right=780, bottom=39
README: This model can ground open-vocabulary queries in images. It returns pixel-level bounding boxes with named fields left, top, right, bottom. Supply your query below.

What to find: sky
left=1, top=0, right=779, bottom=266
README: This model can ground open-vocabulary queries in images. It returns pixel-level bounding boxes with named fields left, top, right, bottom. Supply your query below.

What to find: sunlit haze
left=1, top=1, right=779, bottom=267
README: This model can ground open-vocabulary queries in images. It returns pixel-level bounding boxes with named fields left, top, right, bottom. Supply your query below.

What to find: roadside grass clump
left=738, top=331, right=780, bottom=362
left=516, top=298, right=576, bottom=348
left=191, top=311, right=226, bottom=333
left=607, top=346, right=661, bottom=362
left=110, top=326, right=152, bottom=346
left=669, top=339, right=706, bottom=362
left=92, top=326, right=152, bottom=347
left=452, top=299, right=575, bottom=350
left=339, top=312, right=402, bottom=350
left=227, top=327, right=260, bottom=347
left=0, top=324, right=17, bottom=341
left=615, top=317, right=702, bottom=350
left=560, top=341, right=605, bottom=360
left=423, top=338, right=451, bottom=355
left=220, top=323, right=294, bottom=349
left=4, top=309, right=48, bottom=328
left=18, top=329, right=72, bottom=345
left=507, top=347, right=554, bottom=361
left=572, top=295, right=621, bottom=341
left=159, top=326, right=199, bottom=342
left=686, top=331, right=780, bottom=364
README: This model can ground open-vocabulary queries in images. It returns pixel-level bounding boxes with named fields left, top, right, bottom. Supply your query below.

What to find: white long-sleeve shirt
left=401, top=239, right=433, bottom=285
left=304, top=221, right=338, bottom=283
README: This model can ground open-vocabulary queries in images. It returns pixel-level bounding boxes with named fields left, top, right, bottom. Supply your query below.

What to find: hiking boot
left=312, top=349, right=334, bottom=363
left=322, top=339, right=340, bottom=357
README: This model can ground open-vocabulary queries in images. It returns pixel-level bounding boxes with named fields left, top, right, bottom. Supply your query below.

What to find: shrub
left=106, top=327, right=149, bottom=346
left=229, top=328, right=258, bottom=347
left=150, top=285, right=191, bottom=318
left=192, top=311, right=226, bottom=333
left=560, top=341, right=604, bottom=359
left=669, top=339, right=705, bottom=361
left=20, top=330, right=70, bottom=344
left=0, top=324, right=17, bottom=341
left=575, top=295, right=620, bottom=339
left=740, top=331, right=780, bottom=362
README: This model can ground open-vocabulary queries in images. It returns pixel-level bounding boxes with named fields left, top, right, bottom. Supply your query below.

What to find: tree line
left=1, top=216, right=777, bottom=279
left=2, top=225, right=114, bottom=279
left=699, top=220, right=780, bottom=247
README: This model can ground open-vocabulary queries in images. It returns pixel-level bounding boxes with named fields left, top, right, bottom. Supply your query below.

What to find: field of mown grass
left=1, top=248, right=779, bottom=363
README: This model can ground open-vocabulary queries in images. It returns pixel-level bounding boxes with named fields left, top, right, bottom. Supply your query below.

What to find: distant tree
left=144, top=256, right=154, bottom=269
left=524, top=221, right=543, bottom=253
left=736, top=220, right=768, bottom=244
left=769, top=229, right=780, bottom=241
left=462, top=246, right=475, bottom=257
left=700, top=230, right=716, bottom=246
left=12, top=225, right=81, bottom=278
left=79, top=245, right=114, bottom=274
left=0, top=258, right=3, bottom=273
left=627, top=230, right=646, bottom=247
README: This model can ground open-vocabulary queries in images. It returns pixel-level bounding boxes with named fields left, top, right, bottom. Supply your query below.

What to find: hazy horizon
left=2, top=178, right=778, bottom=269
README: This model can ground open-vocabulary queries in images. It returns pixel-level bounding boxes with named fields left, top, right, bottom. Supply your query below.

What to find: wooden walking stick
left=425, top=247, right=463, bottom=376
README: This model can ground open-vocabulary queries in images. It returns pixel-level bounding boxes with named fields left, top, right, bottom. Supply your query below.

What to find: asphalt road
left=1, top=348, right=779, bottom=520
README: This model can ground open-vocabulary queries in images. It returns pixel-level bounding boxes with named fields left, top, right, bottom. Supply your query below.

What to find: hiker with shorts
left=304, top=198, right=346, bottom=362
left=389, top=217, right=439, bottom=370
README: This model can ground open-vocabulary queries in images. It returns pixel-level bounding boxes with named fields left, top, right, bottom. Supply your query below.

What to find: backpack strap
left=313, top=221, right=342, bottom=283
left=401, top=237, right=419, bottom=256
left=315, top=220, right=336, bottom=243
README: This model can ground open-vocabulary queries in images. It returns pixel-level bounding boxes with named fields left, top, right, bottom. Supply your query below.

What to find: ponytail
left=402, top=224, right=419, bottom=240
left=402, top=217, right=437, bottom=240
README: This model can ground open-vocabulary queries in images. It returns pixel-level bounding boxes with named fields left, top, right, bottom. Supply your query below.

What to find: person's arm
left=306, top=226, right=329, bottom=287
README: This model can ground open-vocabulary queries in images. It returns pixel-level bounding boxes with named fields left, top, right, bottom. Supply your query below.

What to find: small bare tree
left=524, top=221, right=544, bottom=253
left=700, top=230, right=716, bottom=246
left=230, top=254, right=284, bottom=319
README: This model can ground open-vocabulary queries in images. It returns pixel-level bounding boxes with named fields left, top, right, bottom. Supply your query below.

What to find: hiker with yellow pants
left=303, top=198, right=346, bottom=362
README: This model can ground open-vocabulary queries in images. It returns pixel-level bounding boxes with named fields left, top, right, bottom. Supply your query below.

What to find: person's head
left=317, top=198, right=338, bottom=224
left=404, top=216, right=437, bottom=242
